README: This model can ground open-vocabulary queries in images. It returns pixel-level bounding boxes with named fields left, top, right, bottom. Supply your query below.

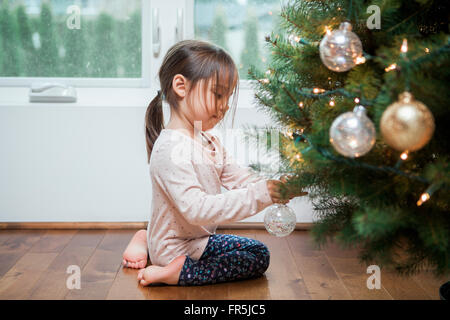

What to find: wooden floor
left=0, top=228, right=447, bottom=300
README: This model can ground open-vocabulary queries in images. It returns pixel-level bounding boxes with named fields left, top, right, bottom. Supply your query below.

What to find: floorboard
left=29, top=230, right=106, bottom=300
left=0, top=230, right=46, bottom=278
left=64, top=230, right=133, bottom=300
left=286, top=231, right=352, bottom=300
left=321, top=238, right=393, bottom=300
left=254, top=230, right=310, bottom=300
left=0, top=229, right=446, bottom=300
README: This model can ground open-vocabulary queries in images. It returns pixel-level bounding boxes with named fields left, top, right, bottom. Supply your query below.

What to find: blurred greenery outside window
left=0, top=0, right=142, bottom=78
left=194, top=0, right=282, bottom=80
left=0, top=0, right=282, bottom=80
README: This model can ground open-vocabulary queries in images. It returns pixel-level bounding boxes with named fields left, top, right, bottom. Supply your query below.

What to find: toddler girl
left=122, top=40, right=304, bottom=286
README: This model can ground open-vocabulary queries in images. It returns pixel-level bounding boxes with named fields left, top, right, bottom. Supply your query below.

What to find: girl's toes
left=140, top=279, right=149, bottom=286
left=137, top=269, right=144, bottom=280
left=138, top=260, right=146, bottom=268
left=138, top=270, right=151, bottom=286
left=123, top=260, right=128, bottom=267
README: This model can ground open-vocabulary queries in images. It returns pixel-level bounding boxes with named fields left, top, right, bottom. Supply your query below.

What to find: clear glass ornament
left=329, top=105, right=376, bottom=158
left=319, top=22, right=363, bottom=72
left=264, top=204, right=297, bottom=237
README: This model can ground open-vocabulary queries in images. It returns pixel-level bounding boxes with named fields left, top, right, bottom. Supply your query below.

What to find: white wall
left=0, top=0, right=317, bottom=224
left=0, top=87, right=316, bottom=223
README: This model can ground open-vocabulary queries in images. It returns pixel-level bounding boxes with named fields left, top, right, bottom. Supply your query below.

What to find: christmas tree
left=38, top=1, right=59, bottom=76
left=62, top=6, right=86, bottom=78
left=90, top=13, right=118, bottom=77
left=210, top=4, right=229, bottom=52
left=248, top=0, right=449, bottom=277
left=15, top=5, right=35, bottom=76
left=240, top=7, right=263, bottom=80
left=0, top=1, right=23, bottom=76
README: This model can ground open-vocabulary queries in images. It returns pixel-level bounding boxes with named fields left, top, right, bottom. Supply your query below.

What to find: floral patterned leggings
left=177, top=234, right=270, bottom=286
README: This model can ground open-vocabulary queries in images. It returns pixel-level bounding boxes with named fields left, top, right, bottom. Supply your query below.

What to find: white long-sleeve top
left=147, top=128, right=274, bottom=266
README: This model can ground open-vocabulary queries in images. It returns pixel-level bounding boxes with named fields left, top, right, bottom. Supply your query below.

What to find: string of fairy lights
left=257, top=19, right=450, bottom=207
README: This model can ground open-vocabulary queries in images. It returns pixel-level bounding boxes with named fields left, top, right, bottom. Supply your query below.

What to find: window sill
left=0, top=87, right=155, bottom=108
left=0, top=85, right=259, bottom=109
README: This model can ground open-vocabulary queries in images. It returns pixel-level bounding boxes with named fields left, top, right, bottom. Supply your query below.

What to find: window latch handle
left=175, top=8, right=184, bottom=42
left=152, top=8, right=161, bottom=56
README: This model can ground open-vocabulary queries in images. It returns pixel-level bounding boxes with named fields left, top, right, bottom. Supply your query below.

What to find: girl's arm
left=212, top=133, right=267, bottom=191
left=153, top=153, right=273, bottom=226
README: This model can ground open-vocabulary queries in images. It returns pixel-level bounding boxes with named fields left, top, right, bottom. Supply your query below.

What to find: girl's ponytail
left=145, top=90, right=164, bottom=164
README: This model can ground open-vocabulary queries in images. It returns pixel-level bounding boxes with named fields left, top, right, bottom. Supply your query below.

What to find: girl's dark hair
left=144, top=39, right=239, bottom=164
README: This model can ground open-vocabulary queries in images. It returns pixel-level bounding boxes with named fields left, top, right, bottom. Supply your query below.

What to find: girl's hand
left=266, top=175, right=308, bottom=204
left=266, top=179, right=289, bottom=204
left=280, top=175, right=309, bottom=199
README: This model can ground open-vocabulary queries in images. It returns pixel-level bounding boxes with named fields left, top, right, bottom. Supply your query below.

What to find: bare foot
left=137, top=255, right=186, bottom=286
left=122, top=229, right=148, bottom=269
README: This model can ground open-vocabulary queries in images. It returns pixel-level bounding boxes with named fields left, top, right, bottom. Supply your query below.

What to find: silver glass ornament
left=329, top=105, right=376, bottom=158
left=264, top=204, right=297, bottom=237
left=319, top=22, right=363, bottom=72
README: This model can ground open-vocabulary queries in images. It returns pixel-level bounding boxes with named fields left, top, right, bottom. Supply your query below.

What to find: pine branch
left=297, top=132, right=431, bottom=185
left=295, top=87, right=376, bottom=106
left=280, top=84, right=312, bottom=126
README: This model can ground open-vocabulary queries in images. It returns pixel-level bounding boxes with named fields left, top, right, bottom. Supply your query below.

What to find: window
left=0, top=0, right=284, bottom=90
left=194, top=0, right=282, bottom=80
left=0, top=0, right=148, bottom=87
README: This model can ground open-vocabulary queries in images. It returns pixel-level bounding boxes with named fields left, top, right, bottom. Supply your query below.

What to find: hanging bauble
left=319, top=21, right=363, bottom=72
left=329, top=105, right=376, bottom=158
left=264, top=204, right=296, bottom=237
left=380, top=92, right=435, bottom=152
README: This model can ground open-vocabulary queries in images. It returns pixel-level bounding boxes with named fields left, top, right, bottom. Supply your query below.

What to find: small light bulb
left=401, top=39, right=408, bottom=53
left=400, top=151, right=408, bottom=160
left=325, top=26, right=332, bottom=36
left=355, top=56, right=366, bottom=64
left=385, top=63, right=397, bottom=72
left=298, top=102, right=304, bottom=108
left=425, top=48, right=430, bottom=53
left=313, top=88, right=324, bottom=94
left=354, top=97, right=360, bottom=103
left=329, top=100, right=335, bottom=107
left=417, top=192, right=430, bottom=206
left=295, top=153, right=301, bottom=160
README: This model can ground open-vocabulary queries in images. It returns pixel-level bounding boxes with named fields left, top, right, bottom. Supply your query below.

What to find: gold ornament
left=380, top=92, right=435, bottom=152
